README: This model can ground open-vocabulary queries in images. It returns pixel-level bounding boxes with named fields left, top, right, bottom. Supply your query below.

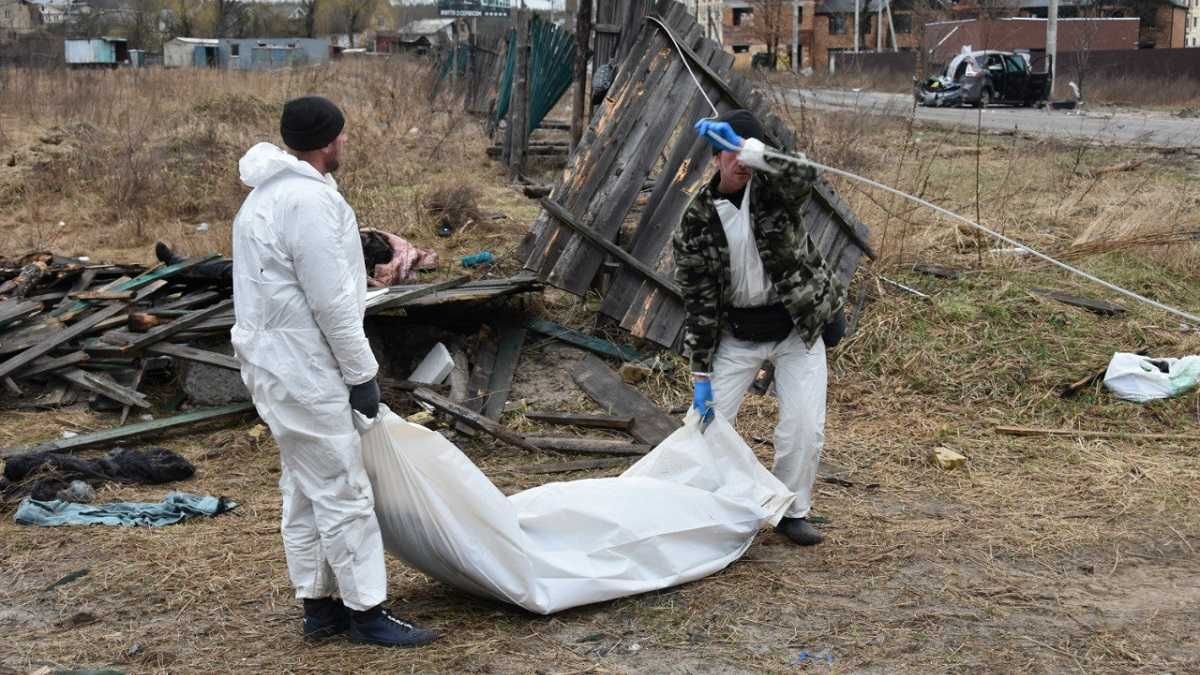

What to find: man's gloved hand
left=692, top=378, right=714, bottom=422
left=822, top=308, right=846, bottom=349
left=695, top=120, right=744, bottom=153
left=349, top=377, right=381, bottom=419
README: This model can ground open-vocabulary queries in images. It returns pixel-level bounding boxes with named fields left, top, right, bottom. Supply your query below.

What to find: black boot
left=154, top=241, right=182, bottom=265
left=776, top=517, right=824, bottom=546
left=302, top=597, right=352, bottom=641
left=349, top=605, right=439, bottom=648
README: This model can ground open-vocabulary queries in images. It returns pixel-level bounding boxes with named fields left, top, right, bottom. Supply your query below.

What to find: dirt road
left=788, top=88, right=1200, bottom=148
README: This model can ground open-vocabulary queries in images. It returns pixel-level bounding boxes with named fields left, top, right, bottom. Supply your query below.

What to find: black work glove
left=822, top=308, right=846, bottom=349
left=349, top=377, right=381, bottom=419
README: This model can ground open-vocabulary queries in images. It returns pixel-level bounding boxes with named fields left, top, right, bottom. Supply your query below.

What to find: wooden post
left=571, top=0, right=592, bottom=151
left=509, top=8, right=531, bottom=182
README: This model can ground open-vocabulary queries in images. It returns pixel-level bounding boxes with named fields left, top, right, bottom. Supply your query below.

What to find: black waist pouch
left=726, top=303, right=794, bottom=343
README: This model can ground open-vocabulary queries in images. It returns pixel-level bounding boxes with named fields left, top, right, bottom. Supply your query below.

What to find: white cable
left=652, top=15, right=1200, bottom=326
left=647, top=16, right=721, bottom=118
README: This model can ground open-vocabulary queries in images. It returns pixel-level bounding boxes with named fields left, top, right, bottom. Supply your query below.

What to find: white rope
left=646, top=13, right=1200, bottom=326
left=647, top=16, right=721, bottom=118
left=755, top=143, right=1200, bottom=326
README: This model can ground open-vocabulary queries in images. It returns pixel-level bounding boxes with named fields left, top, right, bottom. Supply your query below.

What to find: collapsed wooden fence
left=519, top=0, right=875, bottom=349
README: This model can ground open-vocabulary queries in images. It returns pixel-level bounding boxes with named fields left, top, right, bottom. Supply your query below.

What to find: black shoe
left=349, top=605, right=439, bottom=648
left=302, top=597, right=351, bottom=641
left=154, top=241, right=179, bottom=265
left=775, top=517, right=825, bottom=546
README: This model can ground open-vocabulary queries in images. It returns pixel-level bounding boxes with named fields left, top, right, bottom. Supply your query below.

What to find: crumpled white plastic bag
left=1103, top=352, right=1200, bottom=403
left=357, top=406, right=793, bottom=614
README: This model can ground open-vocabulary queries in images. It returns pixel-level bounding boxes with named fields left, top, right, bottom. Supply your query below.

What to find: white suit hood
left=230, top=142, right=377, bottom=393
left=238, top=142, right=333, bottom=189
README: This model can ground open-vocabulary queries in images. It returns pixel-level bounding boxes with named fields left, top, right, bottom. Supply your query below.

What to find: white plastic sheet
left=358, top=406, right=793, bottom=614
left=1103, top=352, right=1200, bottom=403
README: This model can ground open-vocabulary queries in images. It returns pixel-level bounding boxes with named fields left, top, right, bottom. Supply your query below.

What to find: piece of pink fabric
left=370, top=231, right=438, bottom=286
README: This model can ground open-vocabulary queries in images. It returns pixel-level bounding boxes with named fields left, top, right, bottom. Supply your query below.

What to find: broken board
left=571, top=354, right=680, bottom=446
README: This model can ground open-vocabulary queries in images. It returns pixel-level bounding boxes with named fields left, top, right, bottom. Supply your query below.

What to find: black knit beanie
left=280, top=96, right=345, bottom=152
left=713, top=109, right=765, bottom=154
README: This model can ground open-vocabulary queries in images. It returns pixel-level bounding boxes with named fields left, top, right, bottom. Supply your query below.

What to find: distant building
left=688, top=0, right=724, bottom=43
left=394, top=18, right=459, bottom=48
left=924, top=17, right=1140, bottom=68
left=64, top=36, right=129, bottom=67
left=723, top=0, right=920, bottom=73
left=375, top=32, right=434, bottom=55
left=1186, top=0, right=1199, bottom=46
left=0, top=0, right=40, bottom=32
left=946, top=0, right=1189, bottom=49
left=164, top=37, right=331, bottom=70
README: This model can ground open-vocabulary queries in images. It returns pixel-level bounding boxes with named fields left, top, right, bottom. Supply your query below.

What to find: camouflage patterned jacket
left=673, top=149, right=846, bottom=373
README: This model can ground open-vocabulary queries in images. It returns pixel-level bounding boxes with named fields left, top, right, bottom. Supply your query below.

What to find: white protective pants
left=710, top=331, right=827, bottom=519
left=242, top=364, right=387, bottom=611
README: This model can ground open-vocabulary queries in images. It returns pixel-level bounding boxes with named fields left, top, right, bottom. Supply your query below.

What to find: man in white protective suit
left=674, top=110, right=847, bottom=546
left=230, top=96, right=438, bottom=648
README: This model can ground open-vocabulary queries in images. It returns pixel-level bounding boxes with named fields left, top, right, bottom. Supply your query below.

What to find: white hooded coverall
left=708, top=140, right=827, bottom=520
left=230, top=142, right=386, bottom=611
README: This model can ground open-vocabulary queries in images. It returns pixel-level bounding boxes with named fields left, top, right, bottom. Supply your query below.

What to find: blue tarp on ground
left=15, top=492, right=237, bottom=527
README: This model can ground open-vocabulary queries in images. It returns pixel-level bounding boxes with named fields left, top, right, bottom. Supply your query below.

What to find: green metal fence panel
left=491, top=16, right=576, bottom=133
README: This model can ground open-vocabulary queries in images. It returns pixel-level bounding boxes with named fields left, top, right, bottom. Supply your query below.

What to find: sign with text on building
left=438, top=0, right=511, bottom=17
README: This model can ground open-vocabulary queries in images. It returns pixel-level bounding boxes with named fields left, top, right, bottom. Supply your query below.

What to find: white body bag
left=358, top=406, right=793, bottom=614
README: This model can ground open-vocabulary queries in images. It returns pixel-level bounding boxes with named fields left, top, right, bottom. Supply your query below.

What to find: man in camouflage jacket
left=674, top=109, right=845, bottom=546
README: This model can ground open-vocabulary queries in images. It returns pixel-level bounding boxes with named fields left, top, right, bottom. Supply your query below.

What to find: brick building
left=721, top=0, right=1189, bottom=74
left=1185, top=0, right=1199, bottom=45
left=924, top=16, right=1140, bottom=66
left=947, top=0, right=1188, bottom=49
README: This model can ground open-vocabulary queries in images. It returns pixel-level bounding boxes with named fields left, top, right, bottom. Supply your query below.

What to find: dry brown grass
left=1, top=60, right=1199, bottom=674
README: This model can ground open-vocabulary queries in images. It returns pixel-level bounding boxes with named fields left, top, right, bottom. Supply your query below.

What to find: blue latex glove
left=694, top=119, right=743, bottom=153
left=692, top=379, right=714, bottom=422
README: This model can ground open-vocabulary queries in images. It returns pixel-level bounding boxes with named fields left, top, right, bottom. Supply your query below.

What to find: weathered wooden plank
left=525, top=411, right=635, bottom=431
left=0, top=402, right=256, bottom=458
left=56, top=367, right=149, bottom=408
left=1032, top=288, right=1126, bottom=316
left=539, top=199, right=682, bottom=300
left=71, top=290, right=135, bottom=301
left=147, top=342, right=241, bottom=371
left=511, top=456, right=632, bottom=474
left=458, top=330, right=497, bottom=435
left=483, top=325, right=526, bottom=421
left=527, top=318, right=641, bottom=362
left=603, top=40, right=734, bottom=327
left=14, top=351, right=89, bottom=380
left=522, top=1, right=687, bottom=281
left=55, top=255, right=218, bottom=317
left=151, top=290, right=222, bottom=312
left=0, top=280, right=165, bottom=380
left=526, top=435, right=649, bottom=455
left=448, top=345, right=470, bottom=405
left=111, top=298, right=235, bottom=352
left=0, top=299, right=42, bottom=327
left=548, top=12, right=705, bottom=294
left=412, top=386, right=540, bottom=453
left=572, top=354, right=679, bottom=446
left=118, top=360, right=148, bottom=425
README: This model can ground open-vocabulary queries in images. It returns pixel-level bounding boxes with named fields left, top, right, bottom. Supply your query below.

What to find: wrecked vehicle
left=916, top=50, right=1050, bottom=108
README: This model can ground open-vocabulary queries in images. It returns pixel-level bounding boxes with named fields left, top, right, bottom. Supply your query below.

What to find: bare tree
left=330, top=0, right=378, bottom=47
left=298, top=0, right=320, bottom=38
left=163, top=0, right=203, bottom=37
left=749, top=0, right=789, bottom=69
left=211, top=0, right=248, bottom=38
left=124, top=0, right=164, bottom=50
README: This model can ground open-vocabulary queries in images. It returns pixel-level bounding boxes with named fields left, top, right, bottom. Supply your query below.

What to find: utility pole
left=1047, top=0, right=1058, bottom=99
left=854, top=0, right=860, bottom=52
